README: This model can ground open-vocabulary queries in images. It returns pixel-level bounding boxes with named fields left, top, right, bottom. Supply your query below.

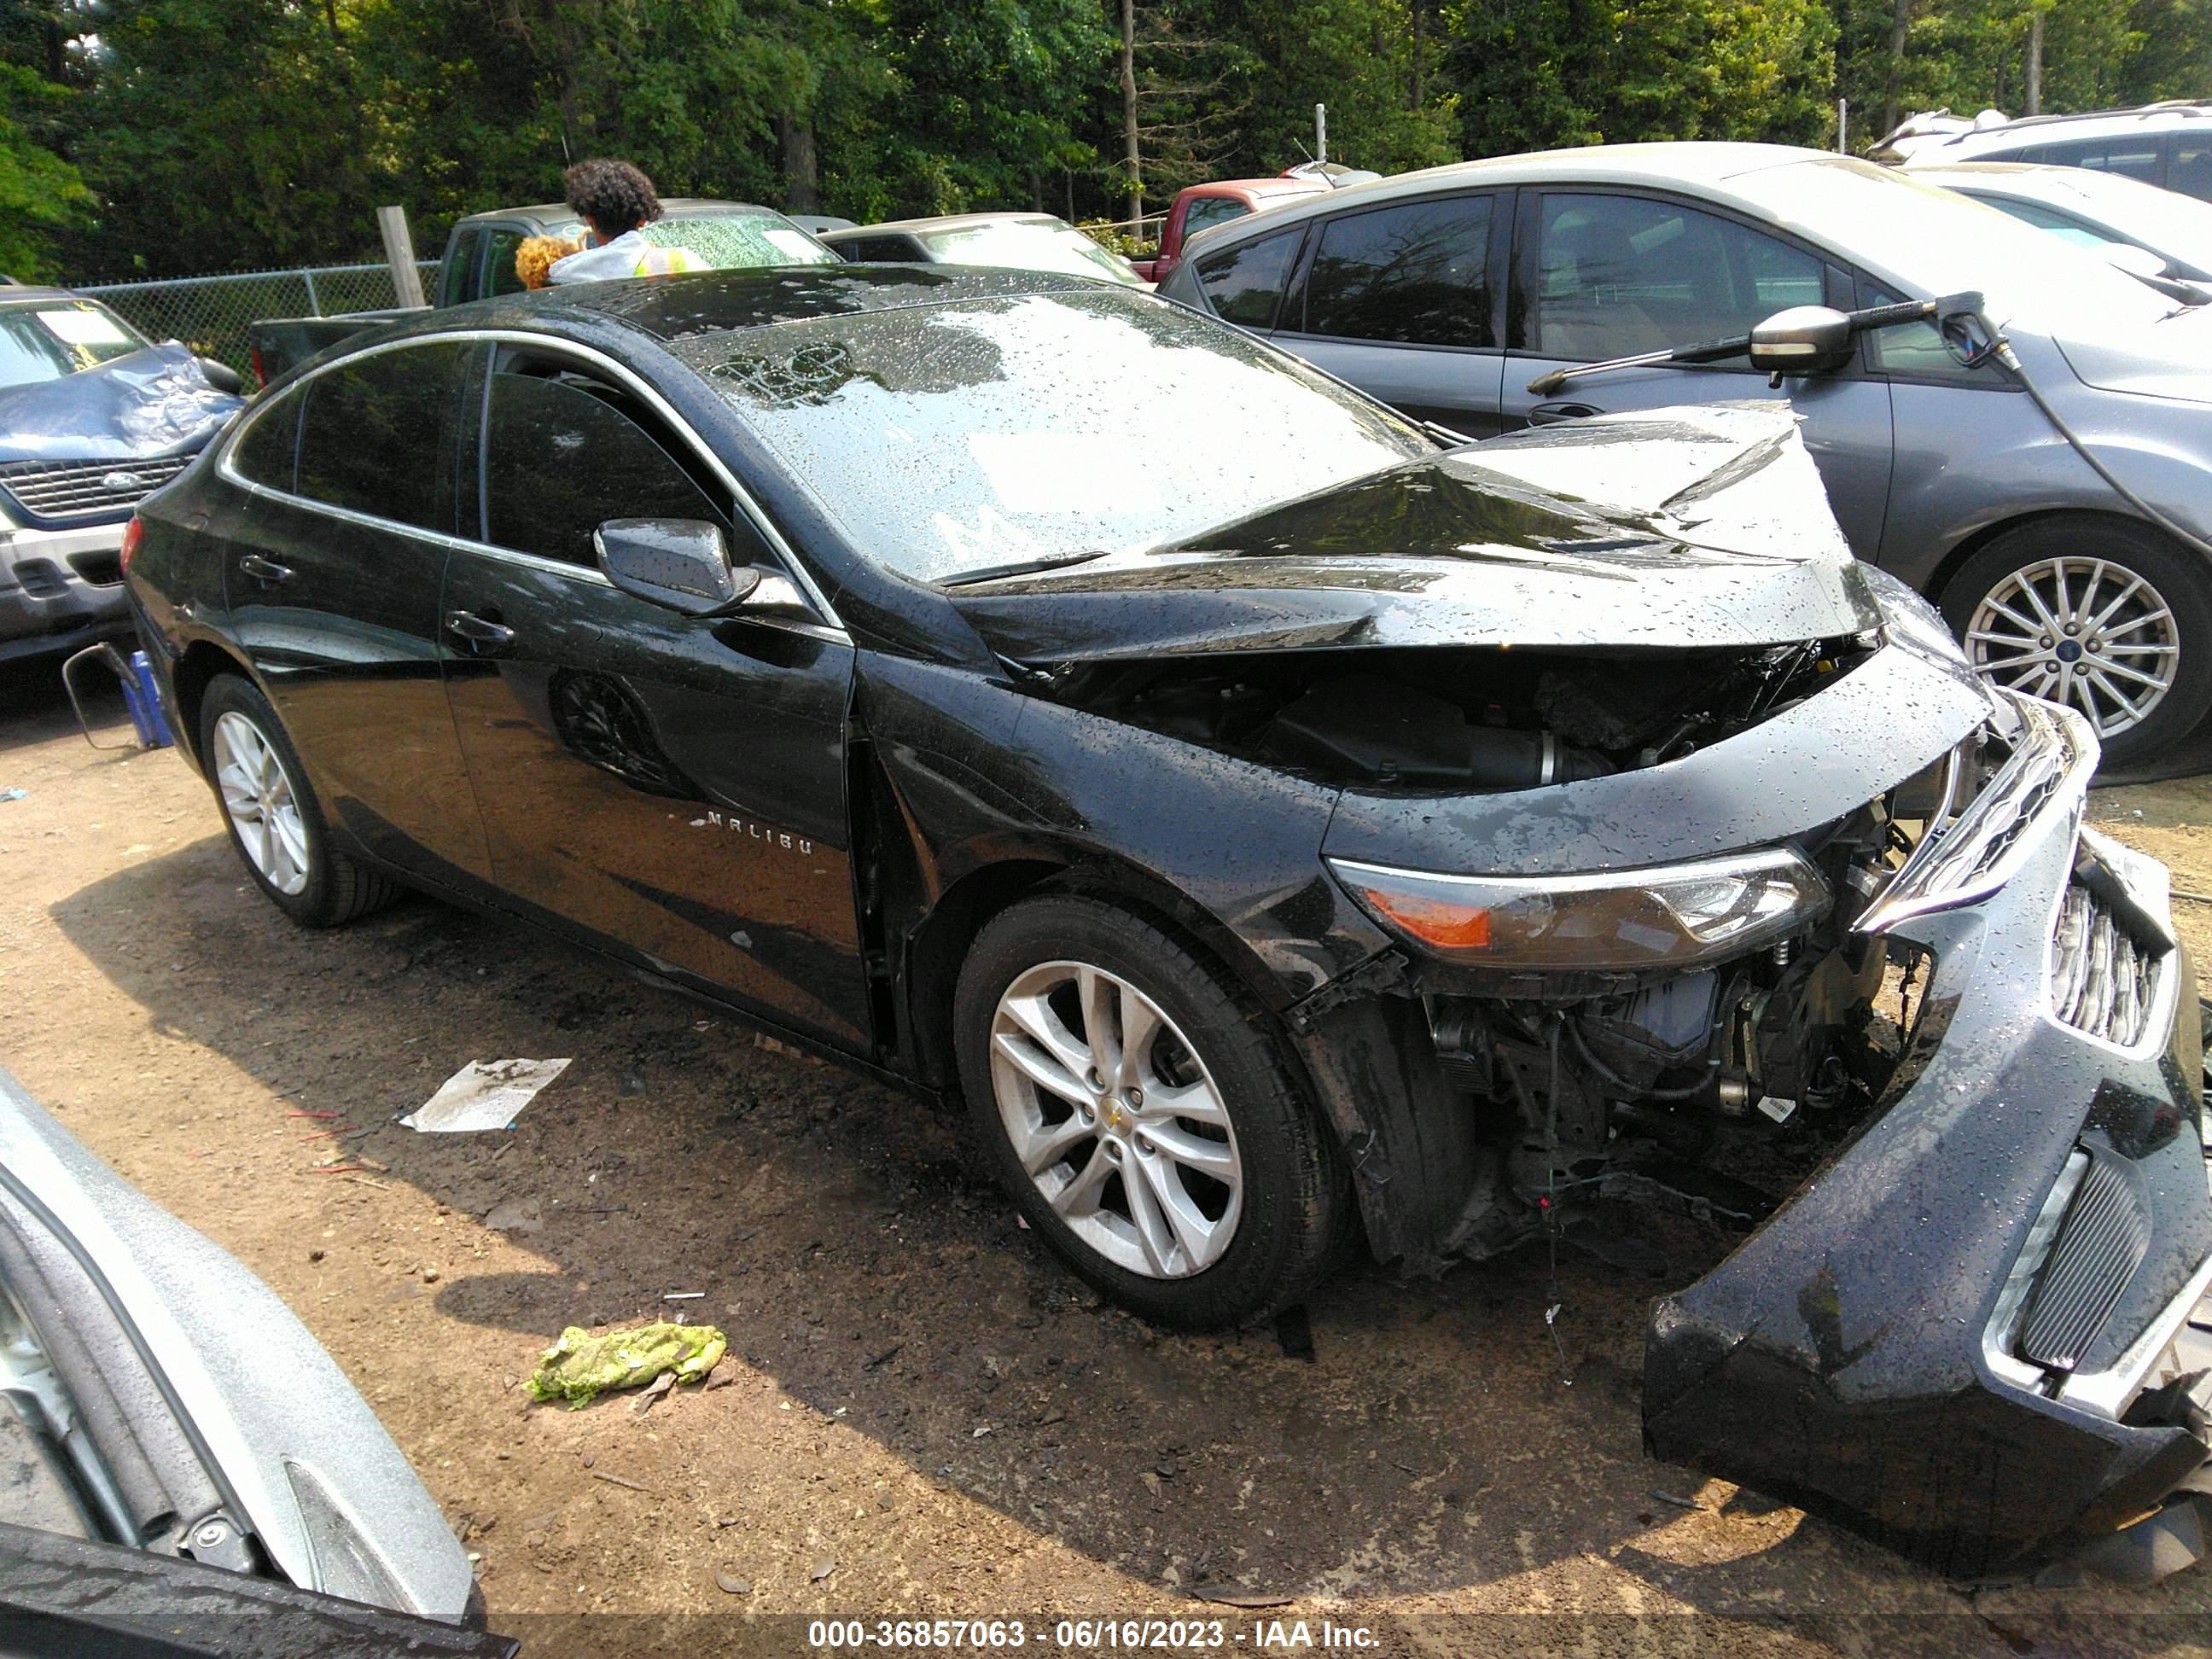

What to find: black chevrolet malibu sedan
left=124, top=267, right=2212, bottom=1580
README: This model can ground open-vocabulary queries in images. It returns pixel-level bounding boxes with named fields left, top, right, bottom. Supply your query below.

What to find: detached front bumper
left=0, top=519, right=132, bottom=661
left=1644, top=696, right=2212, bottom=1580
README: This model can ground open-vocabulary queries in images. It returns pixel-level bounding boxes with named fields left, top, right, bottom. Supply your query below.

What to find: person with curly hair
left=546, top=158, right=704, bottom=285
left=514, top=232, right=581, bottom=290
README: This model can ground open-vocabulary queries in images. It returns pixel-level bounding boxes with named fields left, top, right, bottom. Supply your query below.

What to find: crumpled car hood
left=952, top=404, right=1874, bottom=663
left=0, top=343, right=244, bottom=465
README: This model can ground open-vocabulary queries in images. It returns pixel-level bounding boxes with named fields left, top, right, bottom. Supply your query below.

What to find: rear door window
left=477, top=368, right=742, bottom=570
left=1193, top=228, right=1303, bottom=330
left=1301, top=195, right=1493, bottom=346
left=293, top=343, right=470, bottom=531
left=2040, top=135, right=2165, bottom=187
left=1183, top=196, right=1251, bottom=238
left=230, top=388, right=304, bottom=492
left=1532, top=192, right=1824, bottom=362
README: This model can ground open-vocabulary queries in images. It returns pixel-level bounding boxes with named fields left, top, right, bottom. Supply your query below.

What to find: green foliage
left=0, top=61, right=91, bottom=281
left=1452, top=0, right=1837, bottom=155
left=18, top=0, right=2212, bottom=281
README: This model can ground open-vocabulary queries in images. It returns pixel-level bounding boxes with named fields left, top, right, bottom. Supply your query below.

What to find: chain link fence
left=78, top=262, right=439, bottom=381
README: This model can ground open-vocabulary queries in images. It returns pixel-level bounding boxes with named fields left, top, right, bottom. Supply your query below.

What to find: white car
left=1917, top=160, right=2212, bottom=288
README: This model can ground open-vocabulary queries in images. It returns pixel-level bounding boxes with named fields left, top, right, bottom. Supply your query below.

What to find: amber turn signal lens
left=1365, top=888, right=1492, bottom=950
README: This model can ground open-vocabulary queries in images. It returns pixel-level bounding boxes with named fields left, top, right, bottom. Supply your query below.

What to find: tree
left=0, top=1, right=92, bottom=280
left=1450, top=0, right=1836, bottom=156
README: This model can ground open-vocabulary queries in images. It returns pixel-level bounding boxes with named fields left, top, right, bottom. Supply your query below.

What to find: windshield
left=649, top=214, right=839, bottom=268
left=917, top=221, right=1144, bottom=287
left=672, top=290, right=1428, bottom=583
left=546, top=213, right=839, bottom=269
left=1729, top=155, right=2172, bottom=335
left=0, top=303, right=146, bottom=390
left=1976, top=175, right=2212, bottom=275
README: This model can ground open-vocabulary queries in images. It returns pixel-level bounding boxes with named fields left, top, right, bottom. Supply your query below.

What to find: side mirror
left=1747, top=306, right=1856, bottom=376
left=195, top=356, right=246, bottom=394
left=593, top=519, right=761, bottom=617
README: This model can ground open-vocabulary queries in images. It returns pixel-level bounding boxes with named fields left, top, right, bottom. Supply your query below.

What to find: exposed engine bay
left=1035, top=634, right=1875, bottom=793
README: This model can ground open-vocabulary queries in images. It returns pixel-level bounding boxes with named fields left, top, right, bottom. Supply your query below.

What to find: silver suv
left=1158, top=143, right=2212, bottom=768
left=1898, top=101, right=2212, bottom=202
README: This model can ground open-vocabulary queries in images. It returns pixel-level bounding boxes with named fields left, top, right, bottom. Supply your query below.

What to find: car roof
left=452, top=263, right=1124, bottom=342
left=0, top=285, right=96, bottom=307
left=1170, top=142, right=1852, bottom=262
left=1906, top=102, right=2212, bottom=158
left=821, top=212, right=1065, bottom=239
left=1182, top=178, right=1330, bottom=200
left=1911, top=160, right=2156, bottom=204
left=451, top=198, right=782, bottom=231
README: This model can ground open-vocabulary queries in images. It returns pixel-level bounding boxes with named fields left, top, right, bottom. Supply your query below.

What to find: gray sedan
left=1159, top=143, right=2212, bottom=767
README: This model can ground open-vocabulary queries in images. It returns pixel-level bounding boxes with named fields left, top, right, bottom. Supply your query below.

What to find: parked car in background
left=1918, top=160, right=2212, bottom=286
left=1899, top=100, right=2212, bottom=202
left=821, top=212, right=1145, bottom=287
left=125, top=265, right=2212, bottom=1582
left=0, top=1065, right=503, bottom=1650
left=789, top=214, right=857, bottom=237
left=248, top=199, right=839, bottom=383
left=0, top=287, right=243, bottom=664
left=1128, top=177, right=1330, bottom=284
left=1161, top=142, right=2212, bottom=766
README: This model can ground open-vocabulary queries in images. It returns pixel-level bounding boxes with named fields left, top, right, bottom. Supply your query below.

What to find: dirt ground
left=3, top=660, right=2212, bottom=1659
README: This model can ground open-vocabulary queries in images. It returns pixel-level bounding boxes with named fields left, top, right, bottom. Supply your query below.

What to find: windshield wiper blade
left=940, top=549, right=1112, bottom=587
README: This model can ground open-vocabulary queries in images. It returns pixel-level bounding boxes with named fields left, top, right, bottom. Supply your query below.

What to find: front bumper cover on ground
left=1644, top=698, right=2212, bottom=1580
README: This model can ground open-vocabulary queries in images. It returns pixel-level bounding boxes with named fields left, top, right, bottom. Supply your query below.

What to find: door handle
left=236, top=554, right=293, bottom=583
left=1528, top=401, right=1601, bottom=426
left=445, top=609, right=515, bottom=654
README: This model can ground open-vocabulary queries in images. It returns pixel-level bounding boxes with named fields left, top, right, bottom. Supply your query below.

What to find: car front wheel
left=1942, top=518, right=2212, bottom=771
left=952, top=893, right=1348, bottom=1329
left=199, top=674, right=397, bottom=927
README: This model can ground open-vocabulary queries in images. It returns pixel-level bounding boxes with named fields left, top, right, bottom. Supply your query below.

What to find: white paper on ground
left=401, top=1058, right=572, bottom=1132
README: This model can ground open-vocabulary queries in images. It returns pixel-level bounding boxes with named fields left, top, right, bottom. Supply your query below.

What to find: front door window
left=1533, top=193, right=1824, bottom=362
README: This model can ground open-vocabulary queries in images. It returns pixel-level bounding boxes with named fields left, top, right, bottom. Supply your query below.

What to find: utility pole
left=1121, top=0, right=1142, bottom=225
left=1837, top=97, right=1848, bottom=154
left=2026, top=9, right=2044, bottom=116
left=1316, top=103, right=1328, bottom=167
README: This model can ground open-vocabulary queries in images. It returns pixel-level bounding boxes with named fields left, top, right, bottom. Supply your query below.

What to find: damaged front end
left=951, top=405, right=2212, bottom=1580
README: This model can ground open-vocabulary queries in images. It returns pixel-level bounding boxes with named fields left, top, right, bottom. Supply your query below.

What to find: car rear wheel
left=1942, top=519, right=2212, bottom=771
left=199, top=675, right=396, bottom=927
left=953, top=893, right=1348, bottom=1328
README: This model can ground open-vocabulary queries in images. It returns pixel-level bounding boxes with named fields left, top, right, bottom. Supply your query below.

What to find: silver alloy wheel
left=987, top=960, right=1243, bottom=1279
left=212, top=710, right=311, bottom=897
left=1965, top=556, right=2180, bottom=737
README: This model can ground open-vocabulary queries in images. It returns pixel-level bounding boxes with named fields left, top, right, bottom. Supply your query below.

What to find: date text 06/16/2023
left=804, top=1618, right=1382, bottom=1650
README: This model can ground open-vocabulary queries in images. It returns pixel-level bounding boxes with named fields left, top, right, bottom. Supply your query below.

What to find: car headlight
left=1328, top=847, right=1831, bottom=970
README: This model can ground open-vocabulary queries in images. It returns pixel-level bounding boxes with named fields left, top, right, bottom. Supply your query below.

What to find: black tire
left=198, top=674, right=397, bottom=928
left=952, top=892, right=1348, bottom=1329
left=1940, top=517, right=2212, bottom=771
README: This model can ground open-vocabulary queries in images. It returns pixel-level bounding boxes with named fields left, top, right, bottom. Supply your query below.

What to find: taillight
left=119, top=516, right=144, bottom=574
left=249, top=344, right=266, bottom=388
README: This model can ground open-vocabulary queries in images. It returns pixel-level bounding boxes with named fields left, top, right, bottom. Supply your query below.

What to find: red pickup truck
left=1129, top=177, right=1331, bottom=284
